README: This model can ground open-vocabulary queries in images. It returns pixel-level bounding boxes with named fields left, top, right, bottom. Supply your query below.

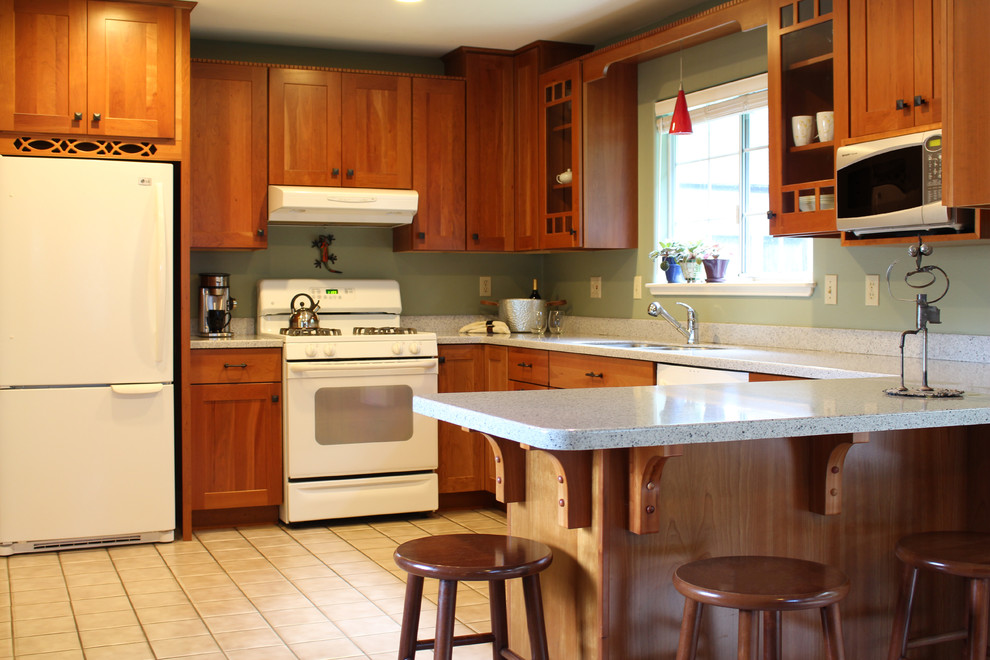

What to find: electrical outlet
left=479, top=276, right=491, bottom=297
left=865, top=274, right=880, bottom=306
left=824, top=274, right=838, bottom=305
left=590, top=276, right=602, bottom=299
left=633, top=275, right=643, bottom=299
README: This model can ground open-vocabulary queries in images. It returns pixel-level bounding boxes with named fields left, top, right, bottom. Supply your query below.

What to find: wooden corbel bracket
left=479, top=433, right=527, bottom=504
left=809, top=432, right=870, bottom=515
left=628, top=445, right=684, bottom=535
left=541, top=449, right=593, bottom=529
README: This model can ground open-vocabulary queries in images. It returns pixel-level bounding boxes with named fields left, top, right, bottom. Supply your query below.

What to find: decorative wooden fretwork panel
left=11, top=137, right=159, bottom=158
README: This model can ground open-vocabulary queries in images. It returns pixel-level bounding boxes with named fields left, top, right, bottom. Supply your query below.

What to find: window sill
left=645, top=281, right=817, bottom=297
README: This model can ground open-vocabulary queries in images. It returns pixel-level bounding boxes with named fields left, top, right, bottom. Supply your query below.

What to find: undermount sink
left=577, top=341, right=728, bottom=351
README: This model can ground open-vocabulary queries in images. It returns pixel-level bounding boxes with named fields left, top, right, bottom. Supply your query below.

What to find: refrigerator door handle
left=152, top=183, right=167, bottom=364
left=110, top=383, right=165, bottom=395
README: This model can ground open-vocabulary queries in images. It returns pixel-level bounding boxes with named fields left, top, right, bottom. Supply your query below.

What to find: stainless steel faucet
left=647, top=301, right=698, bottom=344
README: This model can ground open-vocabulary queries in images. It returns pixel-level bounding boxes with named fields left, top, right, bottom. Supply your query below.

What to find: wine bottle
left=529, top=279, right=541, bottom=299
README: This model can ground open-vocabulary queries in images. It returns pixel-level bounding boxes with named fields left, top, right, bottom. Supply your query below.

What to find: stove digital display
left=325, top=288, right=339, bottom=295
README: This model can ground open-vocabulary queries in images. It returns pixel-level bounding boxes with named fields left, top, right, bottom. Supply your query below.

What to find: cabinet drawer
left=549, top=352, right=655, bottom=389
left=507, top=347, right=549, bottom=386
left=190, top=348, right=281, bottom=384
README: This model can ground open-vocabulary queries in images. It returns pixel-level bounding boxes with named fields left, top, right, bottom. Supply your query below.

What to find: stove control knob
left=392, top=342, right=403, bottom=355
left=409, top=342, right=421, bottom=355
left=322, top=344, right=336, bottom=357
left=305, top=345, right=317, bottom=358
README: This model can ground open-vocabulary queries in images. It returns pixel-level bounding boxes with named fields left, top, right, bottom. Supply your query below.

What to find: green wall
left=190, top=24, right=990, bottom=335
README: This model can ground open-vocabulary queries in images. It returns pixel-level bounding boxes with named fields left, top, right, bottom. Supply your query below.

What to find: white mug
left=791, top=115, right=814, bottom=146
left=816, top=111, right=834, bottom=142
left=556, top=168, right=572, bottom=184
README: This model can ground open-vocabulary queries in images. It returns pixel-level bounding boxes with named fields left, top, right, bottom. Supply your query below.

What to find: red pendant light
left=668, top=53, right=693, bottom=135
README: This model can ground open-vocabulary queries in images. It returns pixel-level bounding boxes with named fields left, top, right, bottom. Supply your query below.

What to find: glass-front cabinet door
left=539, top=60, right=582, bottom=249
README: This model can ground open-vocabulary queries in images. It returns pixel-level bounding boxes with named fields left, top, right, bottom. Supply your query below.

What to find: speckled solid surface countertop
left=413, top=377, right=990, bottom=451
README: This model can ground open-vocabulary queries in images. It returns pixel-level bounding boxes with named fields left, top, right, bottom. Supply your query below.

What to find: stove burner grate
left=280, top=327, right=341, bottom=336
left=352, top=327, right=419, bottom=335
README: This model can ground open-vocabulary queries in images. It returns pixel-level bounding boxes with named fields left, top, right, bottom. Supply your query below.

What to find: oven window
left=314, top=385, right=413, bottom=445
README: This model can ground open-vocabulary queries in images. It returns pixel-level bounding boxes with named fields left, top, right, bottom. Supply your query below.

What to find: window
left=655, top=74, right=812, bottom=283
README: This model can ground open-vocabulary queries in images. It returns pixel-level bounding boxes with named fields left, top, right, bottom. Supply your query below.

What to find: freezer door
left=0, top=386, right=175, bottom=544
left=0, top=156, right=173, bottom=386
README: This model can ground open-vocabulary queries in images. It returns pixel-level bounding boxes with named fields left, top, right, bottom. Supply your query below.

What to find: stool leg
left=965, top=578, right=989, bottom=660
left=434, top=579, right=458, bottom=660
left=398, top=575, right=424, bottom=660
left=521, top=574, right=550, bottom=660
left=887, top=563, right=919, bottom=660
left=821, top=602, right=847, bottom=660
left=676, top=598, right=702, bottom=660
left=762, top=610, right=781, bottom=660
left=738, top=609, right=756, bottom=660
left=489, top=580, right=508, bottom=659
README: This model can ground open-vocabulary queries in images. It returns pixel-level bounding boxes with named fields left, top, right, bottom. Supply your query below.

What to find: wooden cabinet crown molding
left=192, top=58, right=464, bottom=82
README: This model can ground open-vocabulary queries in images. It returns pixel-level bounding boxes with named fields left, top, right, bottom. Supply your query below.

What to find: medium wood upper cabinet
left=767, top=0, right=843, bottom=237
left=442, top=49, right=516, bottom=252
left=189, top=349, right=282, bottom=512
left=190, top=62, right=268, bottom=250
left=538, top=60, right=637, bottom=249
left=269, top=68, right=412, bottom=189
left=0, top=0, right=176, bottom=139
left=847, top=0, right=941, bottom=138
left=393, top=77, right=466, bottom=251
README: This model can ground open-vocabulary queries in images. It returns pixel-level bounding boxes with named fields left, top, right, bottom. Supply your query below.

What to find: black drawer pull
left=517, top=362, right=533, bottom=368
left=585, top=371, right=604, bottom=379
left=223, top=363, right=248, bottom=369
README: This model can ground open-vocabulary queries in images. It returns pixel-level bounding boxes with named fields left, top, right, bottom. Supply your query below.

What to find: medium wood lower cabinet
left=549, top=352, right=656, bottom=388
left=189, top=349, right=282, bottom=523
left=437, top=345, right=492, bottom=495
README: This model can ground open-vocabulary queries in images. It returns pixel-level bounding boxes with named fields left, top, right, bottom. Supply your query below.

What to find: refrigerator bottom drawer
left=0, top=386, right=176, bottom=548
left=282, top=473, right=438, bottom=524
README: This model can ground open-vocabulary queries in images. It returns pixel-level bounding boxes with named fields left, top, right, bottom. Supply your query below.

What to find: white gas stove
left=256, top=279, right=439, bottom=524
left=257, top=279, right=438, bottom=360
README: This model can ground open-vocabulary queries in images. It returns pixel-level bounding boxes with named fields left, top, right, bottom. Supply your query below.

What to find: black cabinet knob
left=73, top=112, right=83, bottom=121
left=472, top=233, right=479, bottom=241
left=92, top=112, right=102, bottom=121
left=766, top=210, right=776, bottom=220
left=332, top=168, right=340, bottom=177
left=271, top=394, right=279, bottom=403
left=417, top=232, right=426, bottom=239
left=914, top=95, right=927, bottom=107
left=257, top=228, right=265, bottom=237
left=896, top=99, right=908, bottom=110
left=346, top=169, right=354, bottom=178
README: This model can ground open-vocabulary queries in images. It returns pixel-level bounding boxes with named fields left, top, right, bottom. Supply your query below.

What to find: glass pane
left=748, top=107, right=769, bottom=148
left=797, top=0, right=814, bottom=22
left=673, top=128, right=709, bottom=165
left=819, top=0, right=833, bottom=15
left=746, top=148, right=770, bottom=215
left=314, top=386, right=413, bottom=445
left=708, top=115, right=740, bottom=157
left=780, top=4, right=794, bottom=28
left=708, top=154, right=740, bottom=226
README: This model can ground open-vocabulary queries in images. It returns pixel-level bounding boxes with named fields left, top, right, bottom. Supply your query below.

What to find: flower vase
left=703, top=258, right=729, bottom=283
left=663, top=258, right=684, bottom=283
left=681, top=261, right=703, bottom=283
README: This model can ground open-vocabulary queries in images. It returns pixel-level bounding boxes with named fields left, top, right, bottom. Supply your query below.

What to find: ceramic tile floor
left=0, top=509, right=508, bottom=659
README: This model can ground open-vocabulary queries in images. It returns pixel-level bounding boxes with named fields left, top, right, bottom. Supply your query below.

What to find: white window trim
left=645, top=281, right=816, bottom=297
left=651, top=72, right=815, bottom=297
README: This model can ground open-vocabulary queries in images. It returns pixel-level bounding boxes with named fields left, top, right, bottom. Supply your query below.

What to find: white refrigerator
left=0, top=156, right=176, bottom=555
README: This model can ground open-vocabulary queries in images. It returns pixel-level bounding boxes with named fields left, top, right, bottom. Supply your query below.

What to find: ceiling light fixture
left=668, top=50, right=693, bottom=135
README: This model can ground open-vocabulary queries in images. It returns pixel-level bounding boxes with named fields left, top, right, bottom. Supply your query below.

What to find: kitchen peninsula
left=414, top=378, right=990, bottom=658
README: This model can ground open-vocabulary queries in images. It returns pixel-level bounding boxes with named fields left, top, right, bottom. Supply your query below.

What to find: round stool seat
left=394, top=533, right=552, bottom=581
left=674, top=555, right=850, bottom=611
left=895, top=531, right=990, bottom=579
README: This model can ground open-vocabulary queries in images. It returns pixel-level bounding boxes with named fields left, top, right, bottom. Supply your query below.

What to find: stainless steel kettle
left=288, top=293, right=320, bottom=329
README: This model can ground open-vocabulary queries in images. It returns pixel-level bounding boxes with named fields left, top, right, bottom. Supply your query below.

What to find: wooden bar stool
left=673, top=555, right=849, bottom=660
left=887, top=531, right=990, bottom=660
left=393, top=533, right=553, bottom=660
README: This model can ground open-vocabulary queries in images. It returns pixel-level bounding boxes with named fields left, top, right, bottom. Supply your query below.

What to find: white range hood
left=268, top=186, right=418, bottom=227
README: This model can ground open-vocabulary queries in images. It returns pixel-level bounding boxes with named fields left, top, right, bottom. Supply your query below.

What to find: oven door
left=284, top=357, right=438, bottom=479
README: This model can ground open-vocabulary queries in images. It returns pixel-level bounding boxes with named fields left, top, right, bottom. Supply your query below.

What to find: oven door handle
left=287, top=358, right=438, bottom=377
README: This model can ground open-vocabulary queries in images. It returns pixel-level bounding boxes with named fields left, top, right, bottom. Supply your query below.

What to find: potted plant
left=679, top=240, right=706, bottom=283
left=648, top=240, right=686, bottom=283
left=700, top=244, right=730, bottom=283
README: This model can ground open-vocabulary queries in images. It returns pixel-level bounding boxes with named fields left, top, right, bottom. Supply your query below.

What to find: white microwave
left=835, top=129, right=960, bottom=235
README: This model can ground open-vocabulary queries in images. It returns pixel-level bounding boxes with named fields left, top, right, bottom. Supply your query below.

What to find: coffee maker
left=198, top=273, right=237, bottom=338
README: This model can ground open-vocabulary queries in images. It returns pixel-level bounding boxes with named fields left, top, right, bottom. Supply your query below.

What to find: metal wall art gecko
left=313, top=234, right=341, bottom=273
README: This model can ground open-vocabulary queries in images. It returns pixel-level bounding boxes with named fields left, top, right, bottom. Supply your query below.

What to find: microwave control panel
left=924, top=134, right=942, bottom=204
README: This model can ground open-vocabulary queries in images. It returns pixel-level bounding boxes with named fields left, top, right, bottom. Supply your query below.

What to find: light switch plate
left=824, top=274, right=838, bottom=305
left=590, top=276, right=602, bottom=299
left=633, top=275, right=642, bottom=299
